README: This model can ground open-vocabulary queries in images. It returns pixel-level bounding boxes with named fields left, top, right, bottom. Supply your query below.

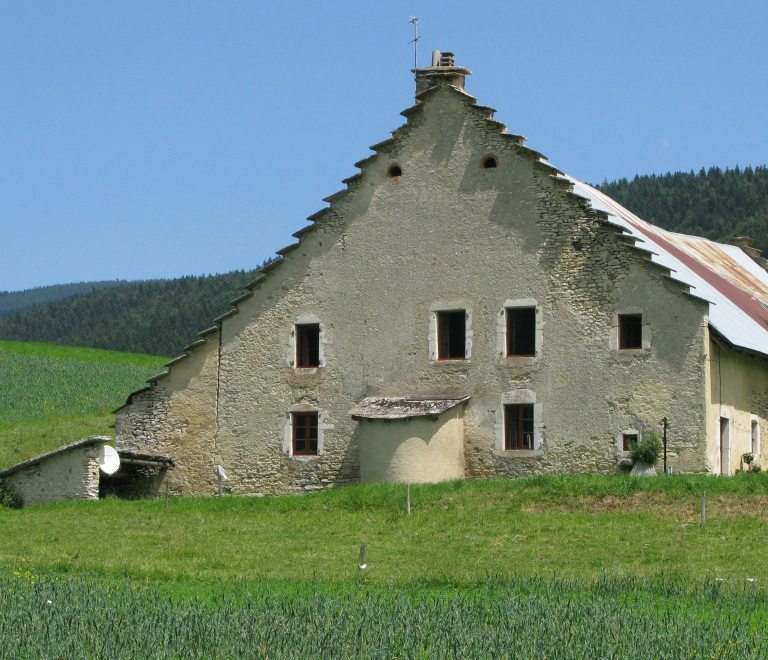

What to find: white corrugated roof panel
left=562, top=175, right=768, bottom=358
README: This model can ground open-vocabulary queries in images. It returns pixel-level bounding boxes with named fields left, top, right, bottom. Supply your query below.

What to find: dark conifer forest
left=596, top=166, right=768, bottom=256
left=0, top=270, right=261, bottom=357
left=0, top=280, right=163, bottom=317
left=2, top=165, right=767, bottom=357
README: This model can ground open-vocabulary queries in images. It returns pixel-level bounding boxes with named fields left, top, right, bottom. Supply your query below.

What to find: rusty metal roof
left=349, top=396, right=470, bottom=419
left=564, top=174, right=768, bottom=357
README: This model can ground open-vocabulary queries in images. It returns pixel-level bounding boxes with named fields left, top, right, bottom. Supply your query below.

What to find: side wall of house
left=707, top=337, right=768, bottom=474
left=114, top=331, right=220, bottom=497
left=7, top=444, right=101, bottom=507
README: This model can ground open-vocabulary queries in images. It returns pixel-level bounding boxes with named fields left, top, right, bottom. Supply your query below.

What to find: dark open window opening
left=507, top=307, right=536, bottom=356
left=293, top=412, right=319, bottom=456
left=618, top=314, right=642, bottom=349
left=437, top=310, right=466, bottom=360
left=505, top=404, right=534, bottom=450
left=387, top=164, right=403, bottom=177
left=482, top=155, right=498, bottom=169
left=296, top=324, right=320, bottom=367
left=622, top=433, right=638, bottom=452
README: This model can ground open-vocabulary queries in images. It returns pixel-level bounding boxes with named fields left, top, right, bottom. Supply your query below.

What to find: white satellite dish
left=98, top=445, right=120, bottom=475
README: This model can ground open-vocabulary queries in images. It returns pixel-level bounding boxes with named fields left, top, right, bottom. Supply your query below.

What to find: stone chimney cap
left=412, top=51, right=471, bottom=98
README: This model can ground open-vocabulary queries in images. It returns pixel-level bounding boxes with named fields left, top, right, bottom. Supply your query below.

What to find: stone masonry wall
left=6, top=442, right=102, bottom=507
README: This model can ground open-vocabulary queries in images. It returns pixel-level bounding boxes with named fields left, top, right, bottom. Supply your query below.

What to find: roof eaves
left=276, top=242, right=300, bottom=256
left=146, top=371, right=170, bottom=383
left=259, top=258, right=283, bottom=274
left=230, top=291, right=253, bottom=306
left=163, top=354, right=190, bottom=368
left=213, top=308, right=238, bottom=323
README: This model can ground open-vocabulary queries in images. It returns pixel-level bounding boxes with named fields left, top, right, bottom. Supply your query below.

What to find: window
left=507, top=307, right=536, bottom=356
left=618, top=314, right=642, bottom=349
left=505, top=404, right=534, bottom=450
left=622, top=433, right=638, bottom=452
left=292, top=412, right=318, bottom=456
left=437, top=310, right=466, bottom=360
left=296, top=324, right=320, bottom=368
left=387, top=164, right=402, bottom=177
left=482, top=155, right=498, bottom=169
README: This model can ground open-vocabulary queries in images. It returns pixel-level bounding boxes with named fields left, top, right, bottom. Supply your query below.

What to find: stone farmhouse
left=113, top=52, right=768, bottom=498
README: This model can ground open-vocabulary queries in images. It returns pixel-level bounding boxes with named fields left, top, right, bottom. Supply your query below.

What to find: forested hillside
left=0, top=280, right=162, bottom=317
left=597, top=165, right=768, bottom=255
left=0, top=270, right=261, bottom=356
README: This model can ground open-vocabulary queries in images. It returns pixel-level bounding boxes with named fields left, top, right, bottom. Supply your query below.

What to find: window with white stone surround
left=497, top=299, right=542, bottom=362
left=610, top=308, right=651, bottom=352
left=288, top=315, right=326, bottom=371
left=283, top=404, right=333, bottom=459
left=494, top=390, right=543, bottom=455
left=429, top=302, right=472, bottom=362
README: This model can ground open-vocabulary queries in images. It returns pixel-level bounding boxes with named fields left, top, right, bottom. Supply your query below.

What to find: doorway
left=719, top=417, right=730, bottom=476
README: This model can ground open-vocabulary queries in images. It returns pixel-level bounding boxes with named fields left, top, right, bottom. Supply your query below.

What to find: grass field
left=0, top=341, right=167, bottom=469
left=2, top=340, right=767, bottom=657
left=2, top=476, right=767, bottom=583
left=2, top=476, right=768, bottom=658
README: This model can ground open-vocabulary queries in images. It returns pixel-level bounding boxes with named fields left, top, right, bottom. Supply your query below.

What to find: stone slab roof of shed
left=349, top=396, right=470, bottom=419
left=0, top=436, right=111, bottom=477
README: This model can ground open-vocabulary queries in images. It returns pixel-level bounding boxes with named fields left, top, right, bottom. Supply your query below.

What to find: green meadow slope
left=0, top=341, right=167, bottom=469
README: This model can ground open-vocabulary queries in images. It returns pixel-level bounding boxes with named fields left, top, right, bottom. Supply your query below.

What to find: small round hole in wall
left=387, top=164, right=403, bottom=177
left=482, top=155, right=498, bottom=169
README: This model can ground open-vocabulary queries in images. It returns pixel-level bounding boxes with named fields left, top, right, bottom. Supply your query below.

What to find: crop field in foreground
left=1, top=571, right=766, bottom=659
left=0, top=341, right=167, bottom=469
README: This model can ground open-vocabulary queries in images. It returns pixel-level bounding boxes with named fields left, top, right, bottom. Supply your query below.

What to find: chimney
left=412, top=51, right=471, bottom=98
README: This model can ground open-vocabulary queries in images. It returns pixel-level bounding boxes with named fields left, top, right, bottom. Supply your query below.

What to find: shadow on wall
left=358, top=409, right=465, bottom=484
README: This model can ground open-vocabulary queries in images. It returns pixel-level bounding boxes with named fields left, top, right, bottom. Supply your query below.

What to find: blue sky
left=2, top=1, right=766, bottom=292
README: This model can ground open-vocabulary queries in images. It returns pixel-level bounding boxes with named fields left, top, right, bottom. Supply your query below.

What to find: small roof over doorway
left=349, top=395, right=470, bottom=420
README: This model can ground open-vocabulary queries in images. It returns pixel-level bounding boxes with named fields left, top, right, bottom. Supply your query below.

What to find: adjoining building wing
left=568, top=176, right=768, bottom=357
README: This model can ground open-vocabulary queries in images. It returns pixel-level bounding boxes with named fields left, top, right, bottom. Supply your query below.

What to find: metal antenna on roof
left=408, top=17, right=419, bottom=80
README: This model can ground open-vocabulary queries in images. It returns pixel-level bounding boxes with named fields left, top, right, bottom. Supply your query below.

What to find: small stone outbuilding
left=113, top=52, right=768, bottom=498
left=0, top=437, right=108, bottom=507
left=0, top=436, right=175, bottom=507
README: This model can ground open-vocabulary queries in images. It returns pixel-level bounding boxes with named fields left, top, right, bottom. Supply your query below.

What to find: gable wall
left=208, top=83, right=710, bottom=494
left=114, top=331, right=220, bottom=496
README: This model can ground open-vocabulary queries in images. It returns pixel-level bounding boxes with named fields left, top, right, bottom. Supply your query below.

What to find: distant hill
left=0, top=268, right=264, bottom=357
left=0, top=280, right=164, bottom=317
left=596, top=165, right=768, bottom=256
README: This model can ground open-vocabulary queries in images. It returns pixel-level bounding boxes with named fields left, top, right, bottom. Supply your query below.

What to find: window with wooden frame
left=622, top=432, right=638, bottom=452
left=292, top=412, right=318, bottom=456
left=437, top=310, right=466, bottom=360
left=506, top=307, right=536, bottom=357
left=295, top=323, right=320, bottom=368
left=618, top=314, right=642, bottom=350
left=505, top=404, right=535, bottom=450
